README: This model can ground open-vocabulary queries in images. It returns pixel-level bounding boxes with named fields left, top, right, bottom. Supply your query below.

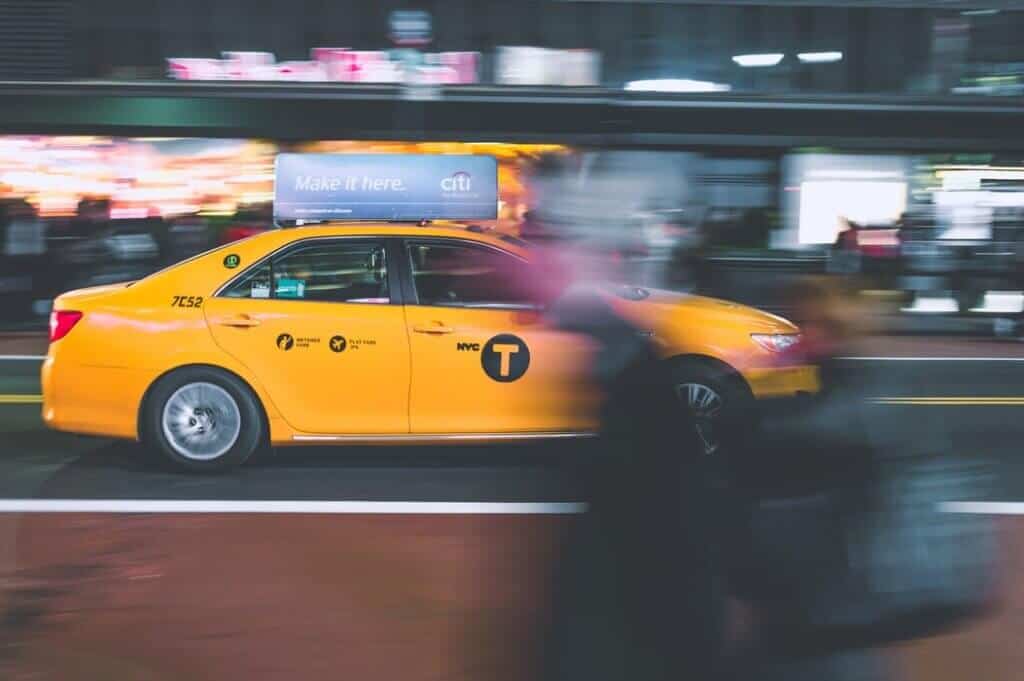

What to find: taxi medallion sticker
left=481, top=334, right=530, bottom=382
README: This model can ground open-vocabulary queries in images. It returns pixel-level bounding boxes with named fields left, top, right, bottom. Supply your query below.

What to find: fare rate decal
left=275, top=332, right=376, bottom=352
left=274, top=153, right=498, bottom=222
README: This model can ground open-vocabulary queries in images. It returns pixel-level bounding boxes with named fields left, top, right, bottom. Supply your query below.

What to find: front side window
left=407, top=242, right=535, bottom=308
left=221, top=240, right=389, bottom=303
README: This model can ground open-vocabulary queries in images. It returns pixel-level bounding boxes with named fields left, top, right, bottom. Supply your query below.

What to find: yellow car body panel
left=42, top=224, right=819, bottom=445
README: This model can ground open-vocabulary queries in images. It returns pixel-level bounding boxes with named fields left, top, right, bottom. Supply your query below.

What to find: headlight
left=751, top=333, right=801, bottom=353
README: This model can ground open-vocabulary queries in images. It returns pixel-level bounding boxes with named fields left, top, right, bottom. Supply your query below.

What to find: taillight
left=49, top=310, right=83, bottom=343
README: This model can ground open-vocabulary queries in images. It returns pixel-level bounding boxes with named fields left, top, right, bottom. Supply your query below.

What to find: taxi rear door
left=204, top=237, right=410, bottom=435
left=401, top=238, right=595, bottom=435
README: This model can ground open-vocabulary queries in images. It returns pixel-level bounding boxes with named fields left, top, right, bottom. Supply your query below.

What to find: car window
left=221, top=240, right=389, bottom=304
left=408, top=242, right=535, bottom=308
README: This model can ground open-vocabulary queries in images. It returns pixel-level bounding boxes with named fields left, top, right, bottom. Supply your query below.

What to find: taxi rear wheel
left=142, top=367, right=266, bottom=472
left=668, top=359, right=754, bottom=457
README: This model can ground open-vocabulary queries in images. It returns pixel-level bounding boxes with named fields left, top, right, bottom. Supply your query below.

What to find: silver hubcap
left=675, top=382, right=723, bottom=455
left=161, top=382, right=241, bottom=461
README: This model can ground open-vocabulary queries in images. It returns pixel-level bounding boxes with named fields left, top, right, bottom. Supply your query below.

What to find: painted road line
left=0, top=355, right=45, bottom=361
left=845, top=356, right=1024, bottom=362
left=941, top=502, right=1024, bottom=515
left=869, top=397, right=1024, bottom=405
left=0, top=499, right=588, bottom=515
left=0, top=394, right=41, bottom=404
left=0, top=498, right=1006, bottom=516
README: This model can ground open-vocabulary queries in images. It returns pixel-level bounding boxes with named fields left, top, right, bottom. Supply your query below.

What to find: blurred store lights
left=0, top=137, right=277, bottom=218
left=168, top=46, right=603, bottom=87
left=168, top=49, right=480, bottom=85
left=732, top=53, right=785, bottom=67
left=624, top=78, right=731, bottom=93
left=0, top=136, right=569, bottom=228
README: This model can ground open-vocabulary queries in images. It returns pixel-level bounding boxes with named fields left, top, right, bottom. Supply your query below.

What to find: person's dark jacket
left=542, top=288, right=724, bottom=681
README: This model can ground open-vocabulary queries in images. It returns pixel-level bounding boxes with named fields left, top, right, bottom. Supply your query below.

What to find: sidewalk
left=849, top=335, right=1024, bottom=359
left=0, top=333, right=46, bottom=356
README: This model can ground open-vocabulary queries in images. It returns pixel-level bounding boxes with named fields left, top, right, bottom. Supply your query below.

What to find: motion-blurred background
left=3, top=4, right=1024, bottom=681
left=4, top=1, right=1024, bottom=337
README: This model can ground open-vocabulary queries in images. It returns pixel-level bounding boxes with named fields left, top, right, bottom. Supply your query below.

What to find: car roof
left=253, top=222, right=530, bottom=257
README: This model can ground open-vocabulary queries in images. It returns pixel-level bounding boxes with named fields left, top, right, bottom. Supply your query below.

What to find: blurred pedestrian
left=538, top=236, right=725, bottom=681
left=723, top=277, right=998, bottom=681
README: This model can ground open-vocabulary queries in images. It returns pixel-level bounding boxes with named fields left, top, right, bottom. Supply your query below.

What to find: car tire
left=666, top=359, right=755, bottom=458
left=142, top=366, right=266, bottom=473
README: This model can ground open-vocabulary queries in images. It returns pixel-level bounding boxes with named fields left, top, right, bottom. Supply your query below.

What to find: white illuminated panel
left=732, top=53, right=784, bottom=67
left=797, top=51, right=843, bottom=63
left=625, top=78, right=731, bottom=93
left=798, top=180, right=907, bottom=244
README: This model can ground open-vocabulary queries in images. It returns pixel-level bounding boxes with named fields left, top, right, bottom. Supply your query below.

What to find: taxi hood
left=610, top=285, right=799, bottom=334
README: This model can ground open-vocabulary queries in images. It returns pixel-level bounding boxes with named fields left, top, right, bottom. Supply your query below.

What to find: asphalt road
left=2, top=350, right=1024, bottom=680
left=1, top=354, right=1023, bottom=502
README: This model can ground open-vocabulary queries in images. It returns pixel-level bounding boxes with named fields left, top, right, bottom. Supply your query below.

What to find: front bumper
left=743, top=364, right=820, bottom=399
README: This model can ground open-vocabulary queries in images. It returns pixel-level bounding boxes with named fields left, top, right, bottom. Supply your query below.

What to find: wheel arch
left=661, top=353, right=754, bottom=399
left=137, top=363, right=271, bottom=443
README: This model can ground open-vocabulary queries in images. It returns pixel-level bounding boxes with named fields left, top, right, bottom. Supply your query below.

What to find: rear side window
left=407, top=241, right=536, bottom=308
left=221, top=240, right=389, bottom=304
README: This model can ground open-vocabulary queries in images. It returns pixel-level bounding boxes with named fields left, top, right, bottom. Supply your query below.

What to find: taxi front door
left=402, top=240, right=595, bottom=435
left=205, top=238, right=410, bottom=435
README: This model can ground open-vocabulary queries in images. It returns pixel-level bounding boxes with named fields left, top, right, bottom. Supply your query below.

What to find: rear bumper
left=41, top=352, right=144, bottom=439
left=40, top=354, right=56, bottom=428
left=744, top=364, right=820, bottom=399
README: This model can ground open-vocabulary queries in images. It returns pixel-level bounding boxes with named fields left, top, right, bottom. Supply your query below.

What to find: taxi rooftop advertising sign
left=274, top=153, right=498, bottom=222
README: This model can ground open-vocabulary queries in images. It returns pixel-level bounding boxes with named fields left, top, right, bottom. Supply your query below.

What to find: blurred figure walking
left=724, top=278, right=998, bottom=681
left=536, top=233, right=725, bottom=681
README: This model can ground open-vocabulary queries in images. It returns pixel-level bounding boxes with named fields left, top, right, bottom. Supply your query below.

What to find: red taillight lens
left=49, top=310, right=82, bottom=343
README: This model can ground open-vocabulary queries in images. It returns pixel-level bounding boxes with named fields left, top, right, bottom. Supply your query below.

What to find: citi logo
left=441, top=171, right=472, bottom=192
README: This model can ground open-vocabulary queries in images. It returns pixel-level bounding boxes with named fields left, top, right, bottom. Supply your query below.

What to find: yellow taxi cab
left=41, top=154, right=818, bottom=471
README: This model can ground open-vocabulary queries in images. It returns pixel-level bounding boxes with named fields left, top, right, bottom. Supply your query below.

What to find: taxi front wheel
left=668, top=360, right=754, bottom=457
left=142, top=367, right=266, bottom=472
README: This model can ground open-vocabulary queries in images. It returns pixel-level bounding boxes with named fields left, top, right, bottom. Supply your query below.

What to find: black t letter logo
left=481, top=334, right=530, bottom=382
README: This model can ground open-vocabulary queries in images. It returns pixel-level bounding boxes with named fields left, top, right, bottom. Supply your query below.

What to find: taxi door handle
left=412, top=324, right=453, bottom=335
left=217, top=315, right=261, bottom=328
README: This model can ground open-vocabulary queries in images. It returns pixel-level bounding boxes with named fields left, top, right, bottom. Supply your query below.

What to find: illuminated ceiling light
left=624, top=78, right=731, bottom=93
left=797, top=51, right=843, bottom=64
left=961, top=8, right=1000, bottom=15
left=731, top=53, right=784, bottom=68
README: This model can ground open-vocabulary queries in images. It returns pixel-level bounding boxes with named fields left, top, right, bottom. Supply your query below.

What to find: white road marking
left=869, top=397, right=1024, bottom=405
left=0, top=355, right=45, bottom=361
left=0, top=499, right=587, bottom=515
left=940, top=501, right=1024, bottom=515
left=843, top=356, right=1024, bottom=362
left=0, top=498, right=1005, bottom=516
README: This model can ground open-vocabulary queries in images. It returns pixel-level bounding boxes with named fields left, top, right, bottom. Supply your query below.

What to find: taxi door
left=402, top=239, right=595, bottom=435
left=204, top=237, right=410, bottom=435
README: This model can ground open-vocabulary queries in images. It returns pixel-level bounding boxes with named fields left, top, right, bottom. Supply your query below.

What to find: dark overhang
left=0, top=80, right=1023, bottom=152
